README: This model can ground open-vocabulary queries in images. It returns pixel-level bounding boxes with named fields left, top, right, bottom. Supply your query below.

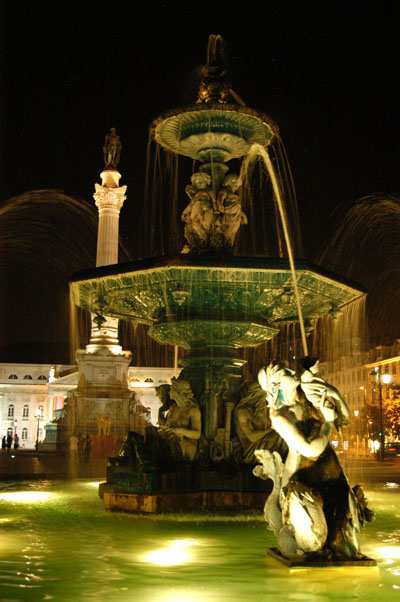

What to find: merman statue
left=254, top=361, right=375, bottom=562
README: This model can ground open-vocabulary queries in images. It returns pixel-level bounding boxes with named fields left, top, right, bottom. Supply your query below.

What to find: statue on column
left=103, top=128, right=121, bottom=169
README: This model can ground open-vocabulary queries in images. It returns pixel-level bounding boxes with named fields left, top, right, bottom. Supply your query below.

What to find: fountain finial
left=197, top=35, right=232, bottom=104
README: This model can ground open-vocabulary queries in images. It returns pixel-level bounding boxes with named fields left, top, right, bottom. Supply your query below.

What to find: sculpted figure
left=234, top=382, right=287, bottom=464
left=213, top=173, right=247, bottom=248
left=254, top=361, right=374, bottom=561
left=96, top=414, right=111, bottom=435
left=181, top=172, right=215, bottom=250
left=103, top=127, right=121, bottom=169
left=110, top=378, right=201, bottom=471
left=155, top=383, right=173, bottom=426
left=158, top=377, right=201, bottom=462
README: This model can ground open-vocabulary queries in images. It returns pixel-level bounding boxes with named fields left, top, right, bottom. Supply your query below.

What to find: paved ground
left=341, top=455, right=400, bottom=485
left=0, top=450, right=399, bottom=484
left=0, top=450, right=107, bottom=480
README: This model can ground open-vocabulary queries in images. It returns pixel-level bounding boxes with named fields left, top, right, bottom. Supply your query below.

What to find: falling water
left=0, top=189, right=133, bottom=362
left=242, top=143, right=309, bottom=357
left=318, top=194, right=400, bottom=344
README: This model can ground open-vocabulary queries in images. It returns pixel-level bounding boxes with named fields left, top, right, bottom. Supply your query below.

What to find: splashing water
left=0, top=190, right=133, bottom=361
left=318, top=194, right=400, bottom=344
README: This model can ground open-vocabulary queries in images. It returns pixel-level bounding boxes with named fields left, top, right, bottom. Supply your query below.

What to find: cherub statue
left=181, top=171, right=215, bottom=250
left=213, top=173, right=247, bottom=248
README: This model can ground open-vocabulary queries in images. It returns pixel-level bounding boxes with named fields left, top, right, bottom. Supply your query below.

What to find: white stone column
left=87, top=169, right=127, bottom=353
left=94, top=169, right=127, bottom=266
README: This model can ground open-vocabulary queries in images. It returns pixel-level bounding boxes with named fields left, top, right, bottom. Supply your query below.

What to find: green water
left=0, top=480, right=399, bottom=601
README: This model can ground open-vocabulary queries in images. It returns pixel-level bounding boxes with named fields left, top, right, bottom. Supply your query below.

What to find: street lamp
left=370, top=366, right=392, bottom=461
left=35, top=409, right=41, bottom=450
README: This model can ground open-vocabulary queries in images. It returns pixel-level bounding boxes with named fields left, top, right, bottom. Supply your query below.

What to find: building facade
left=0, top=363, right=177, bottom=449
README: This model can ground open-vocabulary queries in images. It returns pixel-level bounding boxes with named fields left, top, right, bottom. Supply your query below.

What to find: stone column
left=94, top=169, right=127, bottom=267
left=87, top=169, right=127, bottom=353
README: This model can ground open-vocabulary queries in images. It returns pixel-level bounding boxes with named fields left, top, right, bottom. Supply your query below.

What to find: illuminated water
left=0, top=480, right=399, bottom=601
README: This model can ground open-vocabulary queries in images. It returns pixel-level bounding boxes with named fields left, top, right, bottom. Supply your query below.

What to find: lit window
left=23, top=375, right=33, bottom=380
left=8, top=404, right=14, bottom=419
left=8, top=374, right=18, bottom=380
left=23, top=405, right=29, bottom=419
left=21, top=428, right=28, bottom=441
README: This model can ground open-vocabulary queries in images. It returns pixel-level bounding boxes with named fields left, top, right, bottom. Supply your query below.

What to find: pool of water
left=0, top=479, right=399, bottom=601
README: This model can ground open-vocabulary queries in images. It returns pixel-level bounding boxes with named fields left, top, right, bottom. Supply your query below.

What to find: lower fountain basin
left=70, top=255, right=366, bottom=350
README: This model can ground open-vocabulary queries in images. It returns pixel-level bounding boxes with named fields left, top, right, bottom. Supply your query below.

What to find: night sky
left=1, top=1, right=399, bottom=363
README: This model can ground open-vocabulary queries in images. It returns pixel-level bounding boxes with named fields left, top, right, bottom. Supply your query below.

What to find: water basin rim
left=150, top=103, right=279, bottom=136
left=69, top=255, right=367, bottom=295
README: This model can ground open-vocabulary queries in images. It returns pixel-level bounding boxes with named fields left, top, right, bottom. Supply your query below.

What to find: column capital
left=93, top=184, right=127, bottom=213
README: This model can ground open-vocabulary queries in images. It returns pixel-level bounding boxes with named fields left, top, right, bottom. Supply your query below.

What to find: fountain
left=69, top=36, right=373, bottom=563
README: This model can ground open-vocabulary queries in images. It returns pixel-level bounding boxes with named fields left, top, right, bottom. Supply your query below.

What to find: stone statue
left=181, top=170, right=246, bottom=252
left=181, top=172, right=215, bottom=250
left=96, top=414, right=111, bottom=435
left=234, top=381, right=288, bottom=465
left=158, top=377, right=201, bottom=462
left=155, top=383, right=173, bottom=426
left=254, top=361, right=375, bottom=561
left=103, top=127, right=121, bottom=169
left=212, top=173, right=247, bottom=249
left=110, top=377, right=201, bottom=472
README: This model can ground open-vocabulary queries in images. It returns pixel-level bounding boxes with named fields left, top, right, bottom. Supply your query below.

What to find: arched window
left=23, top=375, right=33, bottom=380
left=7, top=427, right=13, bottom=437
left=38, top=405, right=44, bottom=418
left=8, top=374, right=18, bottom=380
left=145, top=378, right=154, bottom=383
left=23, top=405, right=29, bottom=419
left=8, top=404, right=14, bottom=419
left=38, top=375, right=47, bottom=381
left=21, top=428, right=28, bottom=441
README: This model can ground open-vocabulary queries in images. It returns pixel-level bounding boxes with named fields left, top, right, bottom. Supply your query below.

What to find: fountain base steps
left=267, top=548, right=377, bottom=568
left=102, top=489, right=269, bottom=513
left=99, top=468, right=272, bottom=512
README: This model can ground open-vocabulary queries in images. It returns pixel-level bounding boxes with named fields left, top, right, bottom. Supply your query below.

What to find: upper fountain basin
left=151, top=104, right=278, bottom=162
left=70, top=256, right=366, bottom=349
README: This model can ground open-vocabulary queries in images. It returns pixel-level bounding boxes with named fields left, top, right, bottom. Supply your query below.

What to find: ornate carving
left=70, top=258, right=365, bottom=353
left=181, top=169, right=246, bottom=252
left=93, top=185, right=127, bottom=213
